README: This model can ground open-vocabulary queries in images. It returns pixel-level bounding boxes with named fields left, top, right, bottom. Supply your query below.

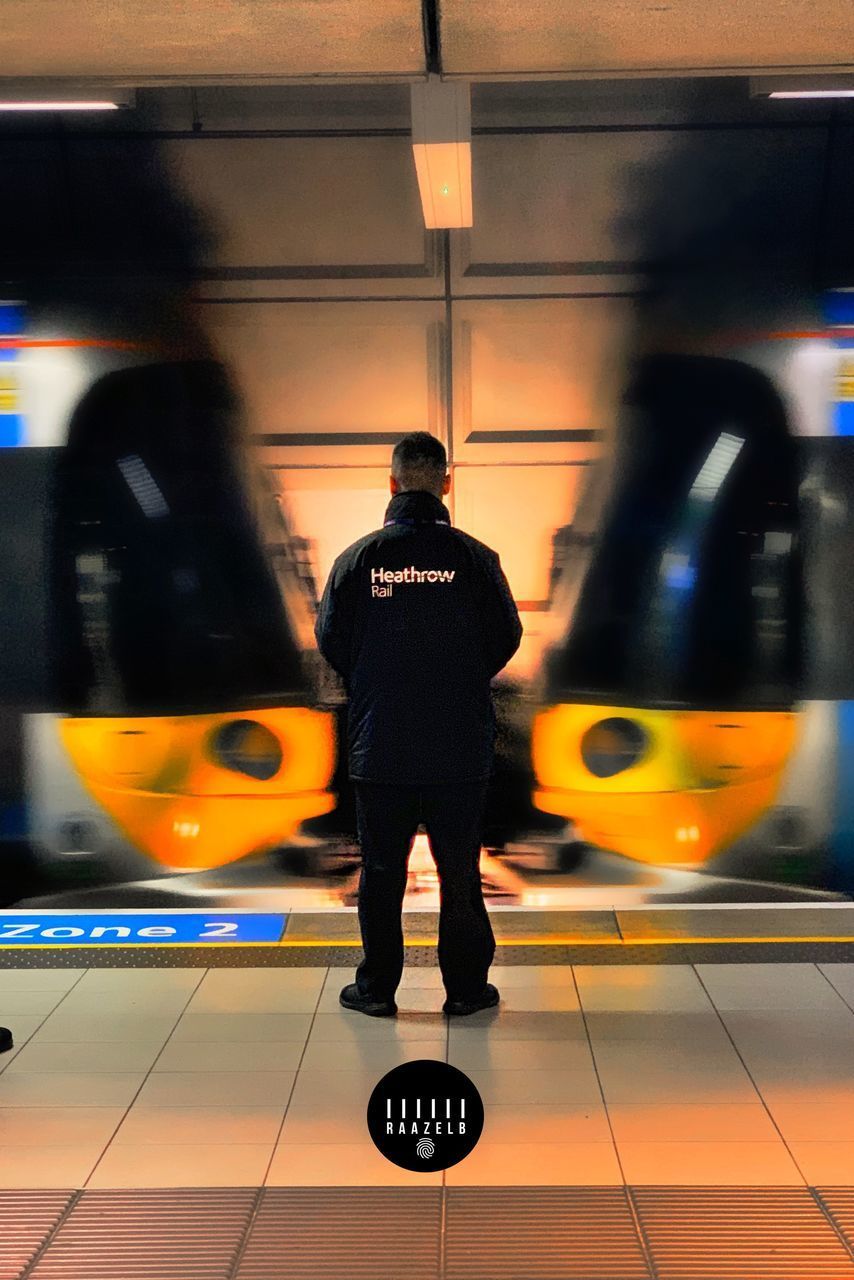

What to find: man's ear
left=442, top=472, right=451, bottom=495
left=389, top=475, right=399, bottom=495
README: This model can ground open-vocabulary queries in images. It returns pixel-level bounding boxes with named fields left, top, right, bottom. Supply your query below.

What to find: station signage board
left=0, top=912, right=287, bottom=945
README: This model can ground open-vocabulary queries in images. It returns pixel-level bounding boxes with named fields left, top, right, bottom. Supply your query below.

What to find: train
left=532, top=353, right=804, bottom=868
left=2, top=335, right=337, bottom=888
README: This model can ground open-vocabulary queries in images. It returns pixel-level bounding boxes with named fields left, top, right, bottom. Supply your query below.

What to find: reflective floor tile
left=466, top=1067, right=602, bottom=1106
left=448, top=1036, right=595, bottom=1072
left=481, top=966, right=580, bottom=988
left=480, top=1102, right=613, bottom=1144
left=266, top=1141, right=442, bottom=1186
left=447, top=1011, right=588, bottom=1042
left=112, top=1105, right=286, bottom=1145
left=724, top=1010, right=854, bottom=1048
left=189, top=969, right=325, bottom=1013
left=73, top=969, right=204, bottom=993
left=0, top=1145, right=104, bottom=1188
left=56, top=990, right=194, bottom=1018
left=288, top=1069, right=377, bottom=1110
left=482, top=986, right=581, bottom=1013
left=299, top=1037, right=446, bottom=1073
left=33, top=1014, right=179, bottom=1044
left=0, top=970, right=85, bottom=992
left=617, top=1140, right=804, bottom=1185
left=0, top=1106, right=125, bottom=1146
left=818, top=963, right=854, bottom=1007
left=696, top=963, right=847, bottom=1012
left=575, top=965, right=711, bottom=1013
left=358, top=988, right=443, bottom=1014
left=592, top=1046, right=757, bottom=1106
left=6, top=1040, right=163, bottom=1075
left=196, top=967, right=326, bottom=990
left=789, top=1142, right=854, bottom=1183
left=446, top=1141, right=623, bottom=1186
left=88, top=1143, right=274, bottom=1187
left=136, top=1070, right=296, bottom=1107
left=397, top=968, right=446, bottom=988
left=606, top=1099, right=780, bottom=1142
left=310, top=1012, right=447, bottom=1042
left=278, top=1102, right=371, bottom=1145
left=0, top=1072, right=145, bottom=1107
left=761, top=1096, right=854, bottom=1141
left=169, top=1012, right=313, bottom=1043
left=154, top=1040, right=305, bottom=1073
left=584, top=1011, right=730, bottom=1044
left=0, top=992, right=71, bottom=1017
left=0, top=1018, right=49, bottom=1066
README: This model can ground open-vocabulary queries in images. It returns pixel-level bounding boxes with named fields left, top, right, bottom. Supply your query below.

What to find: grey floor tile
left=0, top=1072, right=145, bottom=1108
left=136, top=1070, right=297, bottom=1107
left=169, top=1012, right=313, bottom=1043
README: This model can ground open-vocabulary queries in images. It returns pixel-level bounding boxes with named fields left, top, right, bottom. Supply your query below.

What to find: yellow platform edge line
left=3, top=934, right=854, bottom=950
left=288, top=934, right=854, bottom=947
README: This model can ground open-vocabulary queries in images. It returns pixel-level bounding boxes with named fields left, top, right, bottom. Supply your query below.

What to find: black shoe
left=443, top=983, right=500, bottom=1017
left=339, top=984, right=397, bottom=1018
left=0, top=1027, right=12, bottom=1054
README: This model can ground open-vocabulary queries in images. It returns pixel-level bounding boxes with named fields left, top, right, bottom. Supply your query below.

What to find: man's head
left=390, top=431, right=450, bottom=498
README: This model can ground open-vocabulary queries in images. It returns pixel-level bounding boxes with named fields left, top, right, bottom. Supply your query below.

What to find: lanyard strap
left=383, top=518, right=449, bottom=528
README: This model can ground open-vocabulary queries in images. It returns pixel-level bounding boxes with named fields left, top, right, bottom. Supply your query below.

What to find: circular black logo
left=367, top=1059, right=484, bottom=1172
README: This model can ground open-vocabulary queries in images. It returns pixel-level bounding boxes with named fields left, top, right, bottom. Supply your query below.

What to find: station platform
left=3, top=903, right=854, bottom=970
left=3, top=955, right=854, bottom=1277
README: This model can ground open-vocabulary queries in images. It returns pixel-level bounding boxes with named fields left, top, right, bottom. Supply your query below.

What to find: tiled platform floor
left=1, top=962, right=854, bottom=1187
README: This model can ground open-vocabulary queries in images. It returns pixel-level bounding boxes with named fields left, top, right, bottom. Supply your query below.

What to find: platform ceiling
left=0, top=0, right=853, bottom=82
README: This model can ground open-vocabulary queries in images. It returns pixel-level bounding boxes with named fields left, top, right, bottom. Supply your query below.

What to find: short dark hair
left=391, top=432, right=447, bottom=493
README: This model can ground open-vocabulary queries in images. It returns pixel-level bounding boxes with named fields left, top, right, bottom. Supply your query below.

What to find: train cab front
left=532, top=702, right=798, bottom=866
left=532, top=354, right=804, bottom=869
left=59, top=705, right=335, bottom=873
left=50, top=358, right=336, bottom=872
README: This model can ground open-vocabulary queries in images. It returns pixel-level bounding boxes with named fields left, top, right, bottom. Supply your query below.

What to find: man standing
left=315, top=432, right=522, bottom=1017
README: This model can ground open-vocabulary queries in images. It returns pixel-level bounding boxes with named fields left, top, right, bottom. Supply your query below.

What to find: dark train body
left=533, top=354, right=803, bottom=866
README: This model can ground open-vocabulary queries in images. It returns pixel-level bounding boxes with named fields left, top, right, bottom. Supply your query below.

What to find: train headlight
left=580, top=717, right=649, bottom=778
left=209, top=719, right=283, bottom=781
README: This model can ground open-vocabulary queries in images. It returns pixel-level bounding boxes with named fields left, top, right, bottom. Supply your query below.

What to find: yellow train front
left=532, top=354, right=803, bottom=867
left=50, top=358, right=335, bottom=873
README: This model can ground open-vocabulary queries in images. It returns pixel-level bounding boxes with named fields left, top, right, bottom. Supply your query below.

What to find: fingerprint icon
left=416, top=1137, right=435, bottom=1160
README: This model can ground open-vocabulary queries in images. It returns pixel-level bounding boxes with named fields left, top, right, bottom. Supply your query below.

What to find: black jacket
left=315, top=489, right=523, bottom=784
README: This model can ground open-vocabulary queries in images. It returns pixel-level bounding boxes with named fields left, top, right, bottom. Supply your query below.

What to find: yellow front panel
left=59, top=705, right=337, bottom=871
left=532, top=702, right=799, bottom=865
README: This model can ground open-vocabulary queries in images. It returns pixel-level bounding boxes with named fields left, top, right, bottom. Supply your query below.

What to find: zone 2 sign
left=0, top=913, right=286, bottom=945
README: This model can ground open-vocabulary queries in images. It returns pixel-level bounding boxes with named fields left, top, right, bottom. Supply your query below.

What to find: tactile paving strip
left=0, top=1191, right=73, bottom=1280
left=617, top=907, right=854, bottom=941
left=815, top=1189, right=854, bottom=1257
left=444, top=1188, right=651, bottom=1279
left=234, top=1187, right=441, bottom=1280
left=631, top=1186, right=854, bottom=1280
left=26, top=1188, right=258, bottom=1280
left=10, top=1187, right=854, bottom=1280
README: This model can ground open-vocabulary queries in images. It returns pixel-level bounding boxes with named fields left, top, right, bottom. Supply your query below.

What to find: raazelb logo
left=367, top=1059, right=484, bottom=1172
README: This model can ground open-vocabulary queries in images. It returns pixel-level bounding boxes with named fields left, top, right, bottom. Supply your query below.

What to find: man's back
left=315, top=488, right=522, bottom=785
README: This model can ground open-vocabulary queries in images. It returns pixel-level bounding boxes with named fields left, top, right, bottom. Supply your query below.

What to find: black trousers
left=352, top=780, right=496, bottom=1002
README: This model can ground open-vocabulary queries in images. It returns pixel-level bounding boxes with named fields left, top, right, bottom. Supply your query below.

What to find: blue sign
left=0, top=301, right=25, bottom=447
left=0, top=913, right=287, bottom=946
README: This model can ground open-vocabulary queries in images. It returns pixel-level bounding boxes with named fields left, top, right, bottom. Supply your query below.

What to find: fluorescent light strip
left=769, top=90, right=854, bottom=99
left=0, top=101, right=121, bottom=111
left=690, top=431, right=744, bottom=495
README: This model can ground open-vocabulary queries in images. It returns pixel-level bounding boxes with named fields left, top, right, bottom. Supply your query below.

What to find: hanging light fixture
left=410, top=76, right=473, bottom=230
left=750, top=75, right=854, bottom=99
left=0, top=83, right=134, bottom=111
